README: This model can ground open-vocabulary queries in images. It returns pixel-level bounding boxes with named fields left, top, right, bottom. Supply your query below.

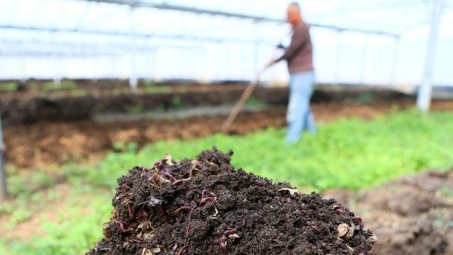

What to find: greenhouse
left=0, top=1, right=453, bottom=255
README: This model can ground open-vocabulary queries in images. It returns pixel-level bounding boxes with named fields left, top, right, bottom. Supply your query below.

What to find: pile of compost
left=86, top=148, right=377, bottom=255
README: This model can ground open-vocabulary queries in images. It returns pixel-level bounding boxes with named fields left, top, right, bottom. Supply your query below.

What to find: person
left=267, top=2, right=316, bottom=144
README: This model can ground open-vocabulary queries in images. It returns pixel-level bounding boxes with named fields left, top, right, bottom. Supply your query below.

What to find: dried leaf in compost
left=278, top=188, right=299, bottom=197
left=337, top=223, right=349, bottom=238
left=190, top=168, right=201, bottom=178
left=346, top=245, right=354, bottom=254
left=141, top=248, right=152, bottom=255
left=149, top=197, right=164, bottom=206
left=367, top=234, right=378, bottom=244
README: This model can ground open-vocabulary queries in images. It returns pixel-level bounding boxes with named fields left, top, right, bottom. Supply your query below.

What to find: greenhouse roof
left=1, top=0, right=452, bottom=44
left=0, top=0, right=452, bottom=85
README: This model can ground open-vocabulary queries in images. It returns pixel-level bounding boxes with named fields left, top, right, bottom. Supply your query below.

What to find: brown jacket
left=275, top=22, right=314, bottom=74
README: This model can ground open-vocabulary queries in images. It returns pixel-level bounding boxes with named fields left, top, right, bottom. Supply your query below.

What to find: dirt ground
left=2, top=98, right=453, bottom=254
left=323, top=169, right=453, bottom=255
left=4, top=99, right=453, bottom=170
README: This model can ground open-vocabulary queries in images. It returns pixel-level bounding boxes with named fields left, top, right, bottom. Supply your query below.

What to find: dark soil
left=86, top=148, right=377, bottom=255
left=323, top=169, right=453, bottom=255
left=0, top=82, right=416, bottom=126
left=5, top=99, right=453, bottom=170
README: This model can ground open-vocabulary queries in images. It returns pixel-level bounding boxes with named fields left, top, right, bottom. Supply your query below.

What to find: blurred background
left=1, top=0, right=452, bottom=86
left=1, top=1, right=453, bottom=255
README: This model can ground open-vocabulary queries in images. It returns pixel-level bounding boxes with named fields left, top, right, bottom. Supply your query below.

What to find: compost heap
left=87, top=148, right=377, bottom=255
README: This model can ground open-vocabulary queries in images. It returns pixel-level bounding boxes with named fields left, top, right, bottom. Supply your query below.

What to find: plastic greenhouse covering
left=0, top=0, right=452, bottom=86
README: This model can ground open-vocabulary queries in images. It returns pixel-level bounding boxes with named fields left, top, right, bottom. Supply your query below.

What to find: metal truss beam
left=0, top=40, right=208, bottom=60
left=0, top=50, right=116, bottom=57
left=0, top=39, right=203, bottom=50
left=81, top=0, right=398, bottom=37
left=0, top=25, right=278, bottom=44
left=0, top=39, right=204, bottom=57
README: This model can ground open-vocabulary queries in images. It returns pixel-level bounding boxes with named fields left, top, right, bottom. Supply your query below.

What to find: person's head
left=286, top=2, right=302, bottom=27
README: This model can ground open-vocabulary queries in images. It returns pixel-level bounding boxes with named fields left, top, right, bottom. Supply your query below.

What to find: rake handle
left=221, top=71, right=264, bottom=133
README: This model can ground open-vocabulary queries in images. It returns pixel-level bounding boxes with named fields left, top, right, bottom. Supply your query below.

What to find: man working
left=268, top=2, right=316, bottom=144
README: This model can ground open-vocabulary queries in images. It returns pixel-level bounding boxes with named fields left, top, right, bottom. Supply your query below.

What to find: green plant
left=125, top=104, right=145, bottom=114
left=171, top=95, right=184, bottom=109
left=143, top=79, right=156, bottom=87
left=0, top=82, right=18, bottom=91
left=43, top=81, right=76, bottom=91
left=245, top=96, right=267, bottom=107
left=145, top=86, right=171, bottom=94
left=5, top=204, right=31, bottom=229
left=2, top=194, right=111, bottom=255
left=29, top=81, right=39, bottom=91
left=6, top=166, right=62, bottom=198
left=86, top=109, right=452, bottom=192
left=0, top=201, right=14, bottom=216
left=440, top=187, right=453, bottom=197
left=31, top=171, right=55, bottom=189
left=6, top=166, right=29, bottom=196
left=71, top=89, right=87, bottom=97
left=350, top=92, right=374, bottom=104
left=1, top=109, right=453, bottom=255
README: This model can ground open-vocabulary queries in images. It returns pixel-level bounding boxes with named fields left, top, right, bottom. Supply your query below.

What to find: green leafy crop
left=1, top=109, right=452, bottom=255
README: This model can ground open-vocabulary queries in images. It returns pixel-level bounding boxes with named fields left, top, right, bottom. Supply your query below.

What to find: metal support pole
left=360, top=35, right=369, bottom=85
left=153, top=48, right=159, bottom=81
left=0, top=114, right=7, bottom=200
left=389, top=36, right=400, bottom=86
left=51, top=32, right=61, bottom=86
left=253, top=21, right=259, bottom=77
left=129, top=6, right=138, bottom=92
left=416, top=0, right=444, bottom=112
left=19, top=43, right=27, bottom=84
left=334, top=30, right=343, bottom=87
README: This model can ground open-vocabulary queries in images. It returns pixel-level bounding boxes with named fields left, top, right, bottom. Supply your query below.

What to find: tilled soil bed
left=5, top=99, right=453, bottom=170
left=87, top=148, right=377, bottom=255
left=323, top=169, right=453, bottom=255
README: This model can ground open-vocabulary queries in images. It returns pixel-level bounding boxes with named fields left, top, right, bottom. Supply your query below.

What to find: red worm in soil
left=334, top=207, right=345, bottom=215
left=173, top=206, right=193, bottom=215
left=113, top=220, right=130, bottom=233
left=138, top=210, right=148, bottom=219
left=120, top=184, right=130, bottom=190
left=216, top=235, right=228, bottom=250
left=311, top=225, right=323, bottom=233
left=172, top=180, right=183, bottom=185
left=216, top=229, right=238, bottom=250
left=160, top=204, right=168, bottom=221
left=218, top=241, right=227, bottom=250
left=127, top=205, right=133, bottom=217
left=141, top=167, right=151, bottom=179
left=175, top=244, right=188, bottom=255
left=354, top=216, right=364, bottom=228
left=201, top=189, right=211, bottom=199
left=200, top=197, right=217, bottom=206
left=161, top=171, right=178, bottom=182
left=223, top=229, right=238, bottom=236
left=127, top=237, right=142, bottom=243
left=153, top=162, right=163, bottom=169
left=185, top=206, right=196, bottom=234
left=241, top=217, right=247, bottom=229
left=200, top=189, right=217, bottom=206
left=202, top=189, right=216, bottom=199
